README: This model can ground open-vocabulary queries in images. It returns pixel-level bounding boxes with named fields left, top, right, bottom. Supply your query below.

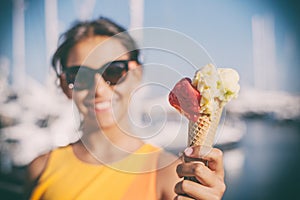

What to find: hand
left=174, top=146, right=226, bottom=200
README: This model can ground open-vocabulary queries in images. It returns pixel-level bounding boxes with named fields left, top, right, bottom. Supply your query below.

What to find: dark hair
left=52, top=17, right=140, bottom=76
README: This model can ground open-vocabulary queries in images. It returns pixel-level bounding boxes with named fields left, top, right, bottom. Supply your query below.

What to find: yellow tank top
left=30, top=144, right=161, bottom=200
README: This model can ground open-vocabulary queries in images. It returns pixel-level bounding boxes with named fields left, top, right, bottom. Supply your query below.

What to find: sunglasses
left=63, top=60, right=130, bottom=91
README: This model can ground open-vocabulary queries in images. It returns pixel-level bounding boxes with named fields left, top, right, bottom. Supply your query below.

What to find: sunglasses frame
left=61, top=60, right=130, bottom=90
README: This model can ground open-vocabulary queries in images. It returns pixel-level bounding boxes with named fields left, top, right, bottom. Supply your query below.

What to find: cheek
left=110, top=70, right=142, bottom=109
left=73, top=91, right=89, bottom=109
left=115, top=70, right=141, bottom=93
left=113, top=85, right=132, bottom=106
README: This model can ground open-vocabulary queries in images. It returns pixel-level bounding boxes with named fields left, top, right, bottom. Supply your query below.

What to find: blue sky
left=0, top=0, right=299, bottom=93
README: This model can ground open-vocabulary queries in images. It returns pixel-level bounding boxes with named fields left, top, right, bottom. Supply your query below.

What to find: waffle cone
left=188, top=107, right=224, bottom=147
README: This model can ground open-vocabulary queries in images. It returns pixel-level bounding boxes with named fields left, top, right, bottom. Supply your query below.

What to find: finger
left=176, top=162, right=204, bottom=178
left=184, top=145, right=212, bottom=158
left=176, top=162, right=218, bottom=187
left=184, top=146, right=224, bottom=178
left=202, top=148, right=224, bottom=178
left=175, top=180, right=216, bottom=200
left=174, top=195, right=194, bottom=200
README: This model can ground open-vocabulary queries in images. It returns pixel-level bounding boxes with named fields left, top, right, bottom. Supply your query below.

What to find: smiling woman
left=25, top=17, right=226, bottom=200
left=62, top=35, right=140, bottom=132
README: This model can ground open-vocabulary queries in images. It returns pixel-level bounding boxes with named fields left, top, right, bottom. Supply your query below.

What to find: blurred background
left=0, top=0, right=299, bottom=199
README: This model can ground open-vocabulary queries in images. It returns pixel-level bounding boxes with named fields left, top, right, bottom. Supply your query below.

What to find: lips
left=94, top=101, right=112, bottom=112
left=168, top=78, right=202, bottom=122
left=95, top=101, right=111, bottom=110
left=84, top=100, right=112, bottom=114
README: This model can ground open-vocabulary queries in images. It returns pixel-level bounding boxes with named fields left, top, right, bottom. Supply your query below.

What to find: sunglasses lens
left=102, top=61, right=128, bottom=85
left=66, top=67, right=94, bottom=90
left=64, top=61, right=129, bottom=90
left=65, top=67, right=78, bottom=86
left=75, top=69, right=95, bottom=90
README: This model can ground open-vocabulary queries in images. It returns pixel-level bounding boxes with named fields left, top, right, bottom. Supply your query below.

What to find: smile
left=94, top=101, right=111, bottom=112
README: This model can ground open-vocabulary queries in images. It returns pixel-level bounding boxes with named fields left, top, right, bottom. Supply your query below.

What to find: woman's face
left=63, top=36, right=141, bottom=130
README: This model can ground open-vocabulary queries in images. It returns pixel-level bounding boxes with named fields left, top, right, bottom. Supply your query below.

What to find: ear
left=59, top=73, right=72, bottom=99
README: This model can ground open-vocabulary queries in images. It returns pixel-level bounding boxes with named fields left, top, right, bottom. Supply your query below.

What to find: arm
left=23, top=153, right=50, bottom=199
left=156, top=151, right=182, bottom=200
left=174, top=146, right=226, bottom=200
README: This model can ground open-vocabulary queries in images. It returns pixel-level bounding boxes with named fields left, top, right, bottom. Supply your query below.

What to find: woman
left=26, top=17, right=226, bottom=200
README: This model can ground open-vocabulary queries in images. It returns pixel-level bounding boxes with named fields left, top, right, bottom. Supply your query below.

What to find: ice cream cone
left=169, top=64, right=239, bottom=185
left=188, top=107, right=224, bottom=147
left=184, top=107, right=224, bottom=183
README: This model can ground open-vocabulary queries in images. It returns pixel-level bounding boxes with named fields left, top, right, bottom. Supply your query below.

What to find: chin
left=97, top=108, right=128, bottom=129
left=94, top=112, right=117, bottom=128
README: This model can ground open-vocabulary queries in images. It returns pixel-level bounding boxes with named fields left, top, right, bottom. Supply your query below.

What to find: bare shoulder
left=156, top=150, right=182, bottom=200
left=27, top=152, right=50, bottom=182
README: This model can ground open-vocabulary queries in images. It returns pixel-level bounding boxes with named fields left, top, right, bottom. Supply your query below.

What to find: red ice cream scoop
left=168, top=78, right=202, bottom=122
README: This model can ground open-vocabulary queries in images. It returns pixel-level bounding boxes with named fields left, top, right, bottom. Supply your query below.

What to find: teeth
left=95, top=101, right=111, bottom=110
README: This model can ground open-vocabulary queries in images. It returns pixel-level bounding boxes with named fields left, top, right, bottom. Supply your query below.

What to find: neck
left=80, top=116, right=144, bottom=155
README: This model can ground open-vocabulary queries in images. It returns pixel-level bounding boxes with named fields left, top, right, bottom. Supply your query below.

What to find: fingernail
left=178, top=152, right=183, bottom=157
left=184, top=147, right=193, bottom=156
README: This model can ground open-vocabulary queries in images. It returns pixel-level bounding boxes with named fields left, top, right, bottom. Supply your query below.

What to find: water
left=223, top=117, right=300, bottom=200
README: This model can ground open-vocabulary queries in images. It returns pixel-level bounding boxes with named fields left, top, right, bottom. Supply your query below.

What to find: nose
left=94, top=73, right=111, bottom=96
